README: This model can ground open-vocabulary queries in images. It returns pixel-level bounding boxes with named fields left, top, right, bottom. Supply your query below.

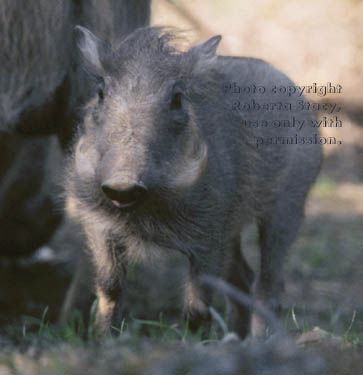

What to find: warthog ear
left=190, top=35, right=222, bottom=59
left=74, top=25, right=106, bottom=76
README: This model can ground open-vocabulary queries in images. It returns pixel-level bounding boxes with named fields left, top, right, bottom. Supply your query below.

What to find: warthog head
left=71, top=26, right=222, bottom=223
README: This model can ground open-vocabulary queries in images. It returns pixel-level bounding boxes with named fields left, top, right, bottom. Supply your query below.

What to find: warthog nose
left=101, top=180, right=148, bottom=208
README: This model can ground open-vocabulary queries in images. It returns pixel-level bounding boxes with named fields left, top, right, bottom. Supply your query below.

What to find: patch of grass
left=311, top=176, right=337, bottom=198
left=284, top=304, right=310, bottom=335
left=283, top=303, right=363, bottom=348
left=1, top=301, right=362, bottom=374
left=343, top=310, right=363, bottom=348
left=3, top=304, right=223, bottom=350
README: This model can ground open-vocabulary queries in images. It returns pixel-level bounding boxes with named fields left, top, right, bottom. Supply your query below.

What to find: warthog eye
left=170, top=82, right=188, bottom=128
left=170, top=92, right=182, bottom=110
left=97, top=76, right=110, bottom=103
left=98, top=87, right=104, bottom=102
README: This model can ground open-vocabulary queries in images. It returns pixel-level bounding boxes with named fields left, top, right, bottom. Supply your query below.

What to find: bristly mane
left=110, top=26, right=222, bottom=101
left=118, top=26, right=187, bottom=56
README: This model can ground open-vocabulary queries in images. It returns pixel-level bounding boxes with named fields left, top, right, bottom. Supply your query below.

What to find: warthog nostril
left=101, top=180, right=148, bottom=208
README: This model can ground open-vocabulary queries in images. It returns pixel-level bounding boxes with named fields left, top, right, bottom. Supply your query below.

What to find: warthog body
left=64, top=26, right=322, bottom=337
left=0, top=0, right=151, bottom=142
left=0, top=134, right=63, bottom=256
left=0, top=0, right=150, bottom=257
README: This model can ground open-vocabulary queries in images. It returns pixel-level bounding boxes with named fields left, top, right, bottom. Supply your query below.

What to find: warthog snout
left=101, top=179, right=148, bottom=208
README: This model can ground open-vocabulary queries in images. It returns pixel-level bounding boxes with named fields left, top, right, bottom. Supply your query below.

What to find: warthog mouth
left=111, top=200, right=136, bottom=209
left=101, top=178, right=148, bottom=210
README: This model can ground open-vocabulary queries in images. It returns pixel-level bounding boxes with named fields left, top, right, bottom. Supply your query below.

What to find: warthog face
left=72, top=27, right=221, bottom=219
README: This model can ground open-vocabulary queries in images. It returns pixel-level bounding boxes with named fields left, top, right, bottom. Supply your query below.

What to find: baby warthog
left=64, top=26, right=322, bottom=338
